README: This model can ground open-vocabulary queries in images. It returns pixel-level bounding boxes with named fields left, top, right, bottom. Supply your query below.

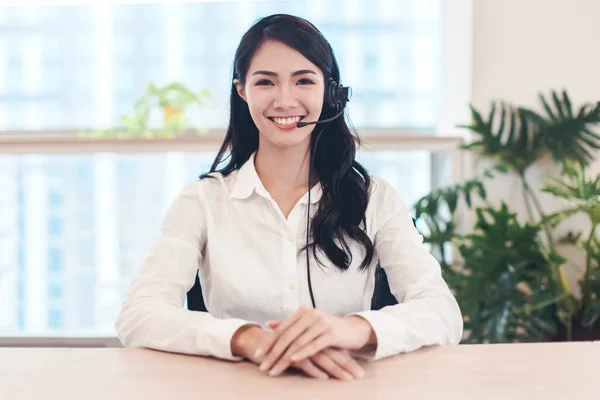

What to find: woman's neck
left=254, top=144, right=316, bottom=192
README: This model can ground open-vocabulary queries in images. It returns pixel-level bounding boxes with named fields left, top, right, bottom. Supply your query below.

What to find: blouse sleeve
left=115, top=181, right=257, bottom=361
left=348, top=176, right=463, bottom=361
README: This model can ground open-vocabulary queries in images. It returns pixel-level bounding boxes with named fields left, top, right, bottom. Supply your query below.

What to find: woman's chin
left=260, top=130, right=313, bottom=149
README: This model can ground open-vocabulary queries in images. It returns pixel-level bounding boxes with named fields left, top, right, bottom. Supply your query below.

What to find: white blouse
left=115, top=153, right=463, bottom=361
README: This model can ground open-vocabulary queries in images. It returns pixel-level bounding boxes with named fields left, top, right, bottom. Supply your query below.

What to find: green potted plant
left=140, top=82, right=213, bottom=133
left=455, top=202, right=560, bottom=343
left=542, top=160, right=600, bottom=339
left=413, top=90, right=600, bottom=343
left=80, top=82, right=212, bottom=139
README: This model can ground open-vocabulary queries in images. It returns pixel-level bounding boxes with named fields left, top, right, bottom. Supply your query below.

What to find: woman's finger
left=292, top=358, right=329, bottom=380
left=310, top=351, right=355, bottom=381
left=289, top=330, right=335, bottom=362
left=267, top=323, right=330, bottom=376
left=271, top=308, right=304, bottom=335
left=266, top=320, right=281, bottom=329
left=254, top=320, right=280, bottom=359
left=259, top=313, right=318, bottom=373
left=254, top=310, right=304, bottom=358
left=250, top=330, right=278, bottom=364
left=322, top=348, right=364, bottom=379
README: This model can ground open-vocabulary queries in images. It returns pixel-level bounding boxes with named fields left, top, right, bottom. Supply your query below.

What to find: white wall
left=470, top=0, right=600, bottom=293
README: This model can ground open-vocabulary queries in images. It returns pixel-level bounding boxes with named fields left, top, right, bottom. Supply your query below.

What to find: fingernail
left=290, top=354, right=300, bottom=361
left=259, top=362, right=267, bottom=371
left=356, top=369, right=365, bottom=378
left=319, top=374, right=329, bottom=380
left=344, top=373, right=354, bottom=381
left=254, top=348, right=264, bottom=358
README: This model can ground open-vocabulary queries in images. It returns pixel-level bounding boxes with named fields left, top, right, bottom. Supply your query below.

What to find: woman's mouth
left=267, top=116, right=306, bottom=129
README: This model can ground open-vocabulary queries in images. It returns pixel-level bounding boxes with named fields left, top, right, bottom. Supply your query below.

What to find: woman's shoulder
left=368, top=174, right=400, bottom=200
left=366, top=174, right=411, bottom=214
left=197, top=170, right=229, bottom=188
left=173, top=170, right=237, bottom=203
left=163, top=172, right=238, bottom=223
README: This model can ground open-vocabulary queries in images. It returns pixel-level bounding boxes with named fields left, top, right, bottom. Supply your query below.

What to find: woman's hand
left=231, top=324, right=273, bottom=364
left=255, top=307, right=377, bottom=377
left=231, top=324, right=366, bottom=380
left=288, top=347, right=364, bottom=381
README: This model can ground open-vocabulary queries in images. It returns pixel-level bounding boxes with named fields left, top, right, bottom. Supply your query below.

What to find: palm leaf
left=520, top=90, right=600, bottom=166
left=542, top=161, right=600, bottom=224
left=459, top=103, right=544, bottom=174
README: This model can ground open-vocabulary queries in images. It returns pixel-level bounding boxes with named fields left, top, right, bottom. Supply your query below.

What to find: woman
left=115, top=14, right=463, bottom=381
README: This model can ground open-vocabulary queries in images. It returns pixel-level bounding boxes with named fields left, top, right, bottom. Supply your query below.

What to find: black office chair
left=186, top=219, right=417, bottom=312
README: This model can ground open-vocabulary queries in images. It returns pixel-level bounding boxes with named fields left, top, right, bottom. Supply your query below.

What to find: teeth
left=272, top=116, right=302, bottom=125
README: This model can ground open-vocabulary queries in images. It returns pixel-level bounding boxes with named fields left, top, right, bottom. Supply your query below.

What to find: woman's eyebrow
left=251, top=69, right=318, bottom=77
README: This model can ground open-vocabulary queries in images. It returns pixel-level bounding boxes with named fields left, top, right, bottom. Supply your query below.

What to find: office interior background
left=0, top=0, right=598, bottom=344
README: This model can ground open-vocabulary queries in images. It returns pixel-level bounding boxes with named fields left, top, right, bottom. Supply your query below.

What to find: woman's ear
left=233, top=79, right=247, bottom=102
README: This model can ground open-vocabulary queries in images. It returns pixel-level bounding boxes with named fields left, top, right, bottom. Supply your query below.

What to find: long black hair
left=203, top=14, right=374, bottom=272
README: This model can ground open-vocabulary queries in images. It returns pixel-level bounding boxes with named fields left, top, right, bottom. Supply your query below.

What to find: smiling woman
left=205, top=14, right=374, bottom=272
left=114, top=13, right=463, bottom=382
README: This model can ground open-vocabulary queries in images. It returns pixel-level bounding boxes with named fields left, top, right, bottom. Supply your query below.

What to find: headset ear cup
left=326, top=79, right=340, bottom=112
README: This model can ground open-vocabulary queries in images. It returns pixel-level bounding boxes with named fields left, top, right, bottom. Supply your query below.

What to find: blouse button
left=287, top=235, right=295, bottom=243
left=287, top=283, right=297, bottom=291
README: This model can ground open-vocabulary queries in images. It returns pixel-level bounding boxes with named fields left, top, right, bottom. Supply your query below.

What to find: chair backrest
left=187, top=274, right=208, bottom=312
left=187, top=262, right=397, bottom=312
left=186, top=219, right=416, bottom=312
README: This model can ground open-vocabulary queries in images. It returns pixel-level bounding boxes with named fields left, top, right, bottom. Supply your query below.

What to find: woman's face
left=236, top=40, right=325, bottom=150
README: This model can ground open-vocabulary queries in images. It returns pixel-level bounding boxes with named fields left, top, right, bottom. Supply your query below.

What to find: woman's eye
left=256, top=79, right=273, bottom=86
left=297, top=78, right=315, bottom=85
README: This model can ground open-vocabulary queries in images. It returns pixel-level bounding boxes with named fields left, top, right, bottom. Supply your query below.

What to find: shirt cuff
left=195, top=318, right=260, bottom=361
left=346, top=310, right=407, bottom=361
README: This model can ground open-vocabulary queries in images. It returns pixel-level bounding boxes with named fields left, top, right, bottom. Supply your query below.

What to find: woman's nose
left=273, top=87, right=299, bottom=109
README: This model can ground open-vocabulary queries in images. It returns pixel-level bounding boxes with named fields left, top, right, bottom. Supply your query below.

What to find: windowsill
left=0, top=129, right=464, bottom=154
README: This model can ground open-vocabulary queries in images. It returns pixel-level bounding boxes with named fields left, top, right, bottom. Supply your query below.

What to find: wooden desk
left=1, top=342, right=599, bottom=400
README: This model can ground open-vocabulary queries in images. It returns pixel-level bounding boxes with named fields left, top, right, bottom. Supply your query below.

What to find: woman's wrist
left=231, top=324, right=262, bottom=359
left=345, top=315, right=377, bottom=348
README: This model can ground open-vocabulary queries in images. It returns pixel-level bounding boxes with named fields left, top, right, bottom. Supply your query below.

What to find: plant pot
left=162, top=105, right=184, bottom=125
left=551, top=312, right=600, bottom=342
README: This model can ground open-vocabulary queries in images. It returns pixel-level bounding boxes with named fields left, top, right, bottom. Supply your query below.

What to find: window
left=0, top=0, right=470, bottom=338
left=48, top=307, right=63, bottom=330
left=0, top=148, right=458, bottom=336
left=48, top=283, right=62, bottom=299
left=48, top=217, right=62, bottom=236
left=48, top=247, right=63, bottom=272
left=0, top=0, right=443, bottom=130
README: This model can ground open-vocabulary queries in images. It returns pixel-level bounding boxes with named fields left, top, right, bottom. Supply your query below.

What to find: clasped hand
left=232, top=307, right=376, bottom=380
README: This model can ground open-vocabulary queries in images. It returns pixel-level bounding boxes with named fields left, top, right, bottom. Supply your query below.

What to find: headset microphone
left=296, top=107, right=346, bottom=128
left=297, top=80, right=351, bottom=128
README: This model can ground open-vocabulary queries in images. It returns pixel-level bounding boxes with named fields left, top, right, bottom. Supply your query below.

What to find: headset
left=297, top=79, right=351, bottom=128
left=298, top=78, right=352, bottom=308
